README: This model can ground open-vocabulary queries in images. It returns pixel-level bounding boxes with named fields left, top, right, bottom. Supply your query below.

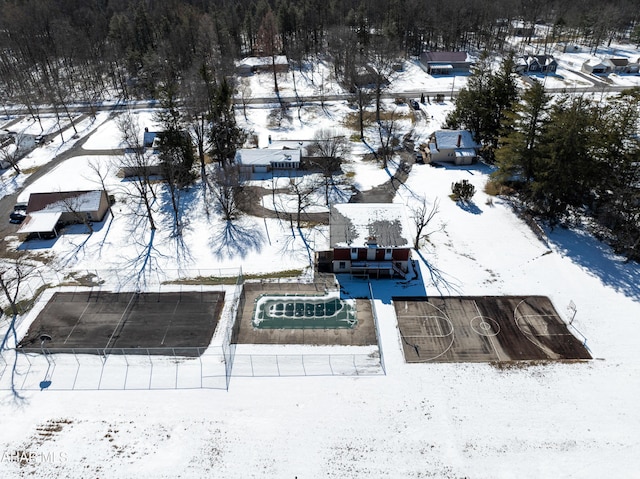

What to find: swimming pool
left=253, top=295, right=357, bottom=329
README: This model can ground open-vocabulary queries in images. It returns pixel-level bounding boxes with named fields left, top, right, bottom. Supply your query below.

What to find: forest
left=1, top=0, right=639, bottom=103
left=0, top=0, right=638, bottom=260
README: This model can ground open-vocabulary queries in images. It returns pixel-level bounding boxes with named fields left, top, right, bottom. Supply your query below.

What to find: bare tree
left=0, top=255, right=38, bottom=399
left=117, top=112, right=158, bottom=231
left=58, top=192, right=95, bottom=233
left=0, top=256, right=36, bottom=318
left=377, top=113, right=399, bottom=169
left=287, top=175, right=319, bottom=228
left=256, top=8, right=282, bottom=97
left=86, top=159, right=114, bottom=216
left=411, top=197, right=441, bottom=249
left=237, top=79, right=252, bottom=121
left=366, top=35, right=400, bottom=123
left=307, top=129, right=350, bottom=205
left=211, top=164, right=250, bottom=221
left=0, top=134, right=24, bottom=174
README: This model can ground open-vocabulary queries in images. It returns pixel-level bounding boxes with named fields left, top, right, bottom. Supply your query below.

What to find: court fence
left=0, top=276, right=385, bottom=391
left=0, top=347, right=383, bottom=391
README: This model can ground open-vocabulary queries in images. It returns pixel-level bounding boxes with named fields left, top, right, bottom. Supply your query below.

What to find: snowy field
left=1, top=39, right=640, bottom=478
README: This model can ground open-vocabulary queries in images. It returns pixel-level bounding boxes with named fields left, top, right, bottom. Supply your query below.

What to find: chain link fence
left=0, top=273, right=385, bottom=391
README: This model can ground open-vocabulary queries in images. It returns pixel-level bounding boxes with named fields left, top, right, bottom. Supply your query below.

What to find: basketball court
left=393, top=296, right=591, bottom=363
left=18, top=290, right=225, bottom=356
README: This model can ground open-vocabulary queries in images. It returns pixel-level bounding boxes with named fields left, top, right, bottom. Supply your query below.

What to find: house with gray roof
left=419, top=51, right=473, bottom=75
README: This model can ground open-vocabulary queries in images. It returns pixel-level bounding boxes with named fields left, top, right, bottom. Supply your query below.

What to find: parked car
left=9, top=211, right=26, bottom=224
left=410, top=100, right=420, bottom=110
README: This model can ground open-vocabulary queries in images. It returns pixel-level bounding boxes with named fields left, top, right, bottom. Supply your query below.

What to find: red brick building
left=324, top=203, right=412, bottom=279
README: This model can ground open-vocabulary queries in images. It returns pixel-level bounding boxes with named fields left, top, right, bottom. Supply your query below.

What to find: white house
left=427, top=130, right=481, bottom=165
left=582, top=58, right=611, bottom=74
left=235, top=148, right=301, bottom=173
left=607, top=58, right=640, bottom=74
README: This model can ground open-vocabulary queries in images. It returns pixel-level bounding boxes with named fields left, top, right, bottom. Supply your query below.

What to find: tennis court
left=18, top=290, right=225, bottom=356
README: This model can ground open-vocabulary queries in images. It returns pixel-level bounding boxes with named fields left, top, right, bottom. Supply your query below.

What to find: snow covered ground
left=1, top=41, right=640, bottom=478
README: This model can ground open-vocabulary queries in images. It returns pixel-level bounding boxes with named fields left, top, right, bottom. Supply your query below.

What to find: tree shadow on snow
left=456, top=200, right=482, bottom=215
left=547, top=226, right=640, bottom=302
left=210, top=220, right=264, bottom=260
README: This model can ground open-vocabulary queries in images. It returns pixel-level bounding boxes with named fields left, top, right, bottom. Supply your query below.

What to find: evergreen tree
left=494, top=80, right=550, bottom=187
left=446, top=55, right=518, bottom=161
left=529, top=96, right=600, bottom=221
left=209, top=78, right=247, bottom=166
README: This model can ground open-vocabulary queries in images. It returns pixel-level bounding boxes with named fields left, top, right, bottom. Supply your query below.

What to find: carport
left=16, top=211, right=61, bottom=238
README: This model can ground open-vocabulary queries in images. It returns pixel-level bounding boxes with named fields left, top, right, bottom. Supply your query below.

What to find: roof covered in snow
left=237, top=56, right=288, bottom=67
left=16, top=211, right=61, bottom=234
left=434, top=130, right=480, bottom=150
left=26, top=190, right=105, bottom=214
left=330, top=203, right=411, bottom=248
left=235, top=148, right=301, bottom=166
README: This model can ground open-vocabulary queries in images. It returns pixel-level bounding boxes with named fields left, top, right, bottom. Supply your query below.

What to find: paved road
left=2, top=75, right=633, bottom=117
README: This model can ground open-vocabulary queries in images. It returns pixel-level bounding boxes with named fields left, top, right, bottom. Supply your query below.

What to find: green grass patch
left=60, top=272, right=105, bottom=287
left=164, top=269, right=305, bottom=285
left=2, top=283, right=50, bottom=316
left=344, top=110, right=411, bottom=131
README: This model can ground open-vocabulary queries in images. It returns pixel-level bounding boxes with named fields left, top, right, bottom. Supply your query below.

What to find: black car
left=9, top=211, right=26, bottom=224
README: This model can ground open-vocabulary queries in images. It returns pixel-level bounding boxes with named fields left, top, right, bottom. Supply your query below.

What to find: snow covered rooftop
left=26, top=190, right=105, bottom=214
left=235, top=148, right=301, bottom=166
left=16, top=211, right=61, bottom=234
left=330, top=203, right=411, bottom=248
left=237, top=56, right=288, bottom=67
left=434, top=130, right=479, bottom=150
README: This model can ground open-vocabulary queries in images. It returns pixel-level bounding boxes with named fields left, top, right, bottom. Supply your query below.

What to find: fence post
left=123, top=349, right=129, bottom=390
left=173, top=348, right=178, bottom=389
left=147, top=349, right=153, bottom=389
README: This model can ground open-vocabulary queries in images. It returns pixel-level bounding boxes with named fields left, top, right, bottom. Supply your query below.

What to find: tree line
left=1, top=0, right=639, bottom=105
left=447, top=61, right=640, bottom=262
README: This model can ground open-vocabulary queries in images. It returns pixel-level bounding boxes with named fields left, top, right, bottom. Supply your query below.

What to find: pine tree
left=494, top=80, right=550, bottom=187
left=446, top=55, right=518, bottom=161
left=530, top=96, right=600, bottom=221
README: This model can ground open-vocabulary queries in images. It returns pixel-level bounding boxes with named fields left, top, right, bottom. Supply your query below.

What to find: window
left=350, top=248, right=358, bottom=260
left=339, top=261, right=346, bottom=270
left=384, top=248, right=392, bottom=260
